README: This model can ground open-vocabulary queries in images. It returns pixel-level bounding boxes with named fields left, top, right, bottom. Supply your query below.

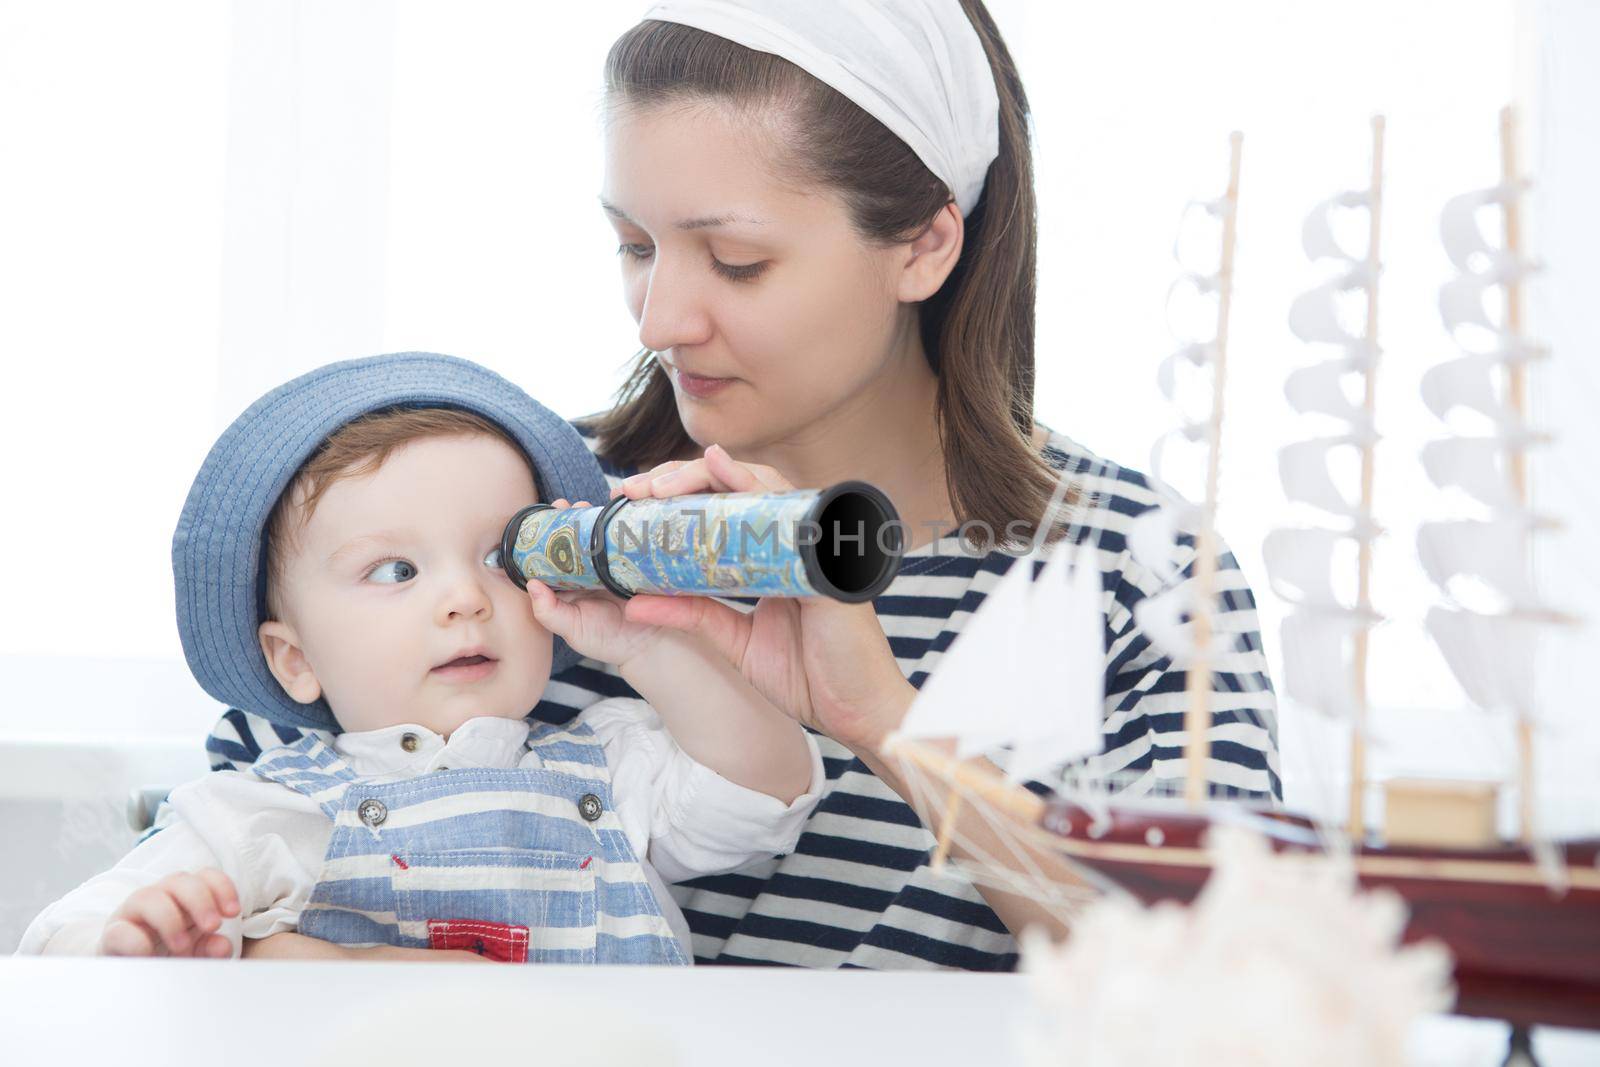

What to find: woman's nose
left=636, top=258, right=713, bottom=354
left=436, top=567, right=494, bottom=625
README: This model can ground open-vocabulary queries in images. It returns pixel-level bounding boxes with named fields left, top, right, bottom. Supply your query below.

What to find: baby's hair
left=262, top=406, right=534, bottom=620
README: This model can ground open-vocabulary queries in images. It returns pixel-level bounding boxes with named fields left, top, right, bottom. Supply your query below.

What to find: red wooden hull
left=1038, top=800, right=1600, bottom=1030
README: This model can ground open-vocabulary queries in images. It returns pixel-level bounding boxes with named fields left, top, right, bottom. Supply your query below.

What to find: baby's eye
left=368, top=559, right=418, bottom=584
left=483, top=546, right=504, bottom=570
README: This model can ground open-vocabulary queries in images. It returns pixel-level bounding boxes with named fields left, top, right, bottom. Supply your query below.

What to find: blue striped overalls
left=252, top=720, right=689, bottom=965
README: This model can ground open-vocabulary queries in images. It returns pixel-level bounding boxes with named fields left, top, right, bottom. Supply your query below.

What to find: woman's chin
left=676, top=403, right=749, bottom=454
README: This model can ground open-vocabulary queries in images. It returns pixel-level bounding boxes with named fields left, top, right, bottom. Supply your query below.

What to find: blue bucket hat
left=172, top=352, right=610, bottom=733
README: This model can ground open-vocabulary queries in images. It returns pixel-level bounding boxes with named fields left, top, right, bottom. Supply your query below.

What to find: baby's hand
left=525, top=498, right=664, bottom=669
left=101, top=869, right=241, bottom=958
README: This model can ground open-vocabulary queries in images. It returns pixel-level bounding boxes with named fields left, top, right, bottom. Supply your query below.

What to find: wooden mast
left=1347, top=115, right=1386, bottom=839
left=1498, top=105, right=1538, bottom=844
left=1183, top=131, right=1243, bottom=807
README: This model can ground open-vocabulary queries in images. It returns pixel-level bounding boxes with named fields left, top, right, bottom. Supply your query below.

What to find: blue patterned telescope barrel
left=500, top=482, right=902, bottom=603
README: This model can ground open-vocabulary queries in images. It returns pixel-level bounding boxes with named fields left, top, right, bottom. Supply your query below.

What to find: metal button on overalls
left=400, top=733, right=419, bottom=753
left=578, top=793, right=603, bottom=822
left=358, top=798, right=388, bottom=828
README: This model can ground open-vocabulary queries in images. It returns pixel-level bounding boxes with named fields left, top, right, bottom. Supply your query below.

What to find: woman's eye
left=711, top=256, right=768, bottom=283
left=616, top=243, right=654, bottom=262
left=367, top=559, right=418, bottom=584
left=483, top=546, right=504, bottom=570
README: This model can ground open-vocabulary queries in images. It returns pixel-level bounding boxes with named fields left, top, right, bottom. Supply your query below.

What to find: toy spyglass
left=500, top=482, right=903, bottom=603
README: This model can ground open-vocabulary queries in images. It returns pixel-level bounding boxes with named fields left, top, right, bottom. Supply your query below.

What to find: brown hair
left=263, top=407, right=531, bottom=619
left=587, top=0, right=1069, bottom=549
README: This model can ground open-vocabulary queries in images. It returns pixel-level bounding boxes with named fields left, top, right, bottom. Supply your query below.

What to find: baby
left=19, top=353, right=822, bottom=964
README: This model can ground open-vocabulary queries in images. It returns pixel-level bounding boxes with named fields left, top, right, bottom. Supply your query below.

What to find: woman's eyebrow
left=600, top=197, right=769, bottom=231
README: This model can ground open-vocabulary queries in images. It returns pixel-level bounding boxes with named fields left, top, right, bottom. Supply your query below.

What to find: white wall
left=1526, top=0, right=1600, bottom=838
left=0, top=2, right=1592, bottom=836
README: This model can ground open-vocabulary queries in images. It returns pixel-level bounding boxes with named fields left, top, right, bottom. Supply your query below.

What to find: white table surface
left=2, top=957, right=1596, bottom=1066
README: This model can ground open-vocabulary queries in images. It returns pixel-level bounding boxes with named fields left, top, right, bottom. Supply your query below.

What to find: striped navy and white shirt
left=176, top=422, right=1279, bottom=970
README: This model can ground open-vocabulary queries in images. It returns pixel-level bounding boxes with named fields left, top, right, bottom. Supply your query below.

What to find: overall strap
left=252, top=734, right=360, bottom=819
left=525, top=718, right=611, bottom=780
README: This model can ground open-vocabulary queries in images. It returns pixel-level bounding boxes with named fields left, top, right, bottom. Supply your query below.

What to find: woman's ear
left=896, top=201, right=965, bottom=303
left=258, top=620, right=324, bottom=705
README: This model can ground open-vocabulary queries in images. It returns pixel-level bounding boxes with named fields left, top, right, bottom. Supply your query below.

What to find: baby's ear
left=257, top=621, right=323, bottom=705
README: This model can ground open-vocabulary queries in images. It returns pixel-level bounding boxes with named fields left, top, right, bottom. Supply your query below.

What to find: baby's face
left=264, top=434, right=554, bottom=736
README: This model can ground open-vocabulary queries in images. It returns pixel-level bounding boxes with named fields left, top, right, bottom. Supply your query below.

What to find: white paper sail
left=1420, top=435, right=1530, bottom=512
left=1156, top=342, right=1212, bottom=403
left=1420, top=353, right=1507, bottom=426
left=1147, top=424, right=1207, bottom=489
left=1171, top=195, right=1232, bottom=268
left=1005, top=545, right=1107, bottom=783
left=1129, top=503, right=1197, bottom=585
left=1132, top=582, right=1236, bottom=666
left=1285, top=358, right=1374, bottom=430
left=1128, top=498, right=1239, bottom=666
left=1438, top=271, right=1499, bottom=335
left=1418, top=165, right=1567, bottom=736
left=1416, top=518, right=1539, bottom=610
left=893, top=544, right=1040, bottom=758
left=1301, top=189, right=1371, bottom=262
left=888, top=541, right=1106, bottom=783
left=1262, top=527, right=1346, bottom=609
left=1287, top=268, right=1374, bottom=348
left=1439, top=181, right=1526, bottom=274
left=1278, top=608, right=1377, bottom=720
left=1278, top=434, right=1374, bottom=518
left=1425, top=606, right=1538, bottom=715
left=1266, top=172, right=1383, bottom=728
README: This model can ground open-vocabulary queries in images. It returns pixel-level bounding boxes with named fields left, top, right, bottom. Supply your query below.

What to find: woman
left=197, top=0, right=1278, bottom=968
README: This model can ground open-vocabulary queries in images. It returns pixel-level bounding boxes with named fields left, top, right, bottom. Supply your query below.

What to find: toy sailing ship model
left=882, top=116, right=1600, bottom=1031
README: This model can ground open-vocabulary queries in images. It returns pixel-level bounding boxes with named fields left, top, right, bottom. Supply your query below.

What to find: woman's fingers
left=707, top=444, right=792, bottom=492
left=647, top=445, right=793, bottom=497
left=616, top=460, right=690, bottom=500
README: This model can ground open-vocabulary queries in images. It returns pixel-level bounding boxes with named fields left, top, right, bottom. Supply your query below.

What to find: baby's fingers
left=114, top=888, right=191, bottom=954
left=164, top=872, right=230, bottom=943
left=100, top=918, right=161, bottom=957
left=527, top=580, right=580, bottom=634
left=195, top=932, right=233, bottom=959
left=194, top=868, right=241, bottom=919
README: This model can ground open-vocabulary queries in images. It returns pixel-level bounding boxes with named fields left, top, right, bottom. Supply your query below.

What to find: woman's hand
left=524, top=498, right=665, bottom=671
left=611, top=445, right=916, bottom=754
left=240, top=932, right=494, bottom=963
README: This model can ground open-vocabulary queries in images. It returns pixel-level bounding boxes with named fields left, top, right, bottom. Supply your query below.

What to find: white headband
left=640, top=0, right=1001, bottom=218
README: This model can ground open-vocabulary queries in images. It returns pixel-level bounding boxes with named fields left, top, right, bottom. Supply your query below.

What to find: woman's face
left=600, top=101, right=919, bottom=454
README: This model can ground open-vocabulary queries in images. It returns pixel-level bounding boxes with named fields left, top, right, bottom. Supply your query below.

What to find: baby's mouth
left=435, top=654, right=493, bottom=670
left=430, top=649, right=499, bottom=682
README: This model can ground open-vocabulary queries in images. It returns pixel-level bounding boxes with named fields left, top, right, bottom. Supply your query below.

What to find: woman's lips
left=430, top=655, right=498, bottom=683
left=674, top=367, right=736, bottom=399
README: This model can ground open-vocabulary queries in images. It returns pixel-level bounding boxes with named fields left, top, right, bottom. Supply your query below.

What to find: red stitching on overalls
left=390, top=854, right=408, bottom=869
left=580, top=856, right=593, bottom=870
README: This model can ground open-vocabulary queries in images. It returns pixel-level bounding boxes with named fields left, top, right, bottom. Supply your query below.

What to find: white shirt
left=17, top=697, right=825, bottom=960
